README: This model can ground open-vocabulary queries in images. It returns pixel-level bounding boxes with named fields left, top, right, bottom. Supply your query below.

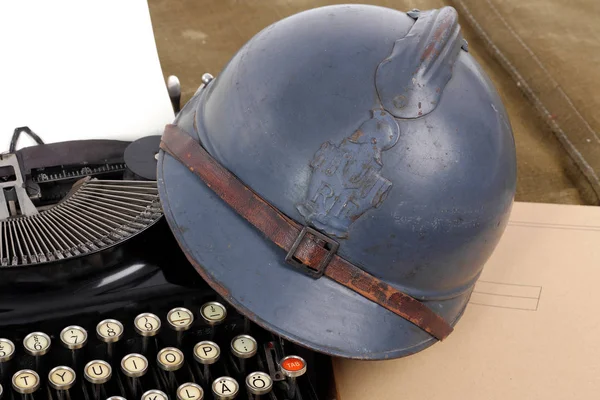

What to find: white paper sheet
left=0, top=0, right=175, bottom=151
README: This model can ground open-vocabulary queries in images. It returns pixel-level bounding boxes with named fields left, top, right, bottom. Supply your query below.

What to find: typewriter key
left=0, top=339, right=14, bottom=363
left=48, top=366, right=76, bottom=400
left=0, top=339, right=15, bottom=381
left=23, top=332, right=51, bottom=357
left=141, top=389, right=168, bottom=400
left=245, top=372, right=273, bottom=399
left=193, top=341, right=220, bottom=384
left=85, top=360, right=112, bottom=400
left=61, top=325, right=88, bottom=368
left=97, top=319, right=124, bottom=359
left=12, top=369, right=40, bottom=395
left=230, top=335, right=257, bottom=374
left=85, top=360, right=112, bottom=384
left=106, top=397, right=127, bottom=400
left=212, top=376, right=238, bottom=400
left=134, top=313, right=161, bottom=336
left=121, top=354, right=148, bottom=398
left=157, top=347, right=184, bottom=392
left=134, top=313, right=161, bottom=354
left=157, top=347, right=184, bottom=372
left=177, top=382, right=204, bottom=400
left=60, top=325, right=88, bottom=350
left=167, top=307, right=194, bottom=346
left=23, top=332, right=51, bottom=372
left=200, top=302, right=226, bottom=339
left=280, top=356, right=306, bottom=399
left=121, top=354, right=148, bottom=378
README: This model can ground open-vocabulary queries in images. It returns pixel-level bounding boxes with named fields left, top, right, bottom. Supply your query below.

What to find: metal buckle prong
left=285, top=226, right=339, bottom=278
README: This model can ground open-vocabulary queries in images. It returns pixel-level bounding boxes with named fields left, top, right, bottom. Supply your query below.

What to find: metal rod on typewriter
left=85, top=183, right=158, bottom=191
left=83, top=187, right=159, bottom=198
left=78, top=189, right=156, bottom=205
left=69, top=199, right=147, bottom=226
left=77, top=193, right=152, bottom=212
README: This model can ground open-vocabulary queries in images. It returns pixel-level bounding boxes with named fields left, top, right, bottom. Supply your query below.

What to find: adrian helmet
left=158, top=5, right=517, bottom=359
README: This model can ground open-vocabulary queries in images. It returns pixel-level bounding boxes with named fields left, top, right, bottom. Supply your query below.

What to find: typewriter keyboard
left=0, top=300, right=325, bottom=400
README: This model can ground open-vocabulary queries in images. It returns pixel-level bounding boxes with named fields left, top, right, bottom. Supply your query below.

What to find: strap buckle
left=285, top=226, right=339, bottom=279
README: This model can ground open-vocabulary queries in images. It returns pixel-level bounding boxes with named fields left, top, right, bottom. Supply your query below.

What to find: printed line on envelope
left=469, top=280, right=542, bottom=311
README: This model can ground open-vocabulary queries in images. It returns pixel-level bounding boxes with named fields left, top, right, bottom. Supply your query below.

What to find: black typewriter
left=0, top=129, right=333, bottom=400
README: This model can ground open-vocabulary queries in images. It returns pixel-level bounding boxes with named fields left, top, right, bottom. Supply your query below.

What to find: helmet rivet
left=201, top=73, right=214, bottom=85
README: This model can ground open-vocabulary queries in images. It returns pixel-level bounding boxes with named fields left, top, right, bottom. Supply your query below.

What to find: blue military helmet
left=158, top=5, right=517, bottom=359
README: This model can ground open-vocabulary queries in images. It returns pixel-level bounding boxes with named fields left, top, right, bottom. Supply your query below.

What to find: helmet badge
left=297, top=109, right=400, bottom=238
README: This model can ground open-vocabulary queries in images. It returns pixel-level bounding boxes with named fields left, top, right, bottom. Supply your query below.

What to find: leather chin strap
left=160, top=124, right=453, bottom=340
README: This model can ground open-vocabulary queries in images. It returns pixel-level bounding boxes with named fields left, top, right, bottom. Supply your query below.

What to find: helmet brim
left=158, top=142, right=472, bottom=360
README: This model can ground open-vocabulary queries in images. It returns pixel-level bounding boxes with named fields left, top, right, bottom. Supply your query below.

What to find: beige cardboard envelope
left=334, top=202, right=600, bottom=399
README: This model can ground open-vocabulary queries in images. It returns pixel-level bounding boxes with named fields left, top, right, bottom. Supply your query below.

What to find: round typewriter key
left=200, top=302, right=227, bottom=325
left=194, top=341, right=220, bottom=385
left=142, top=389, right=168, bottom=400
left=60, top=325, right=88, bottom=350
left=279, top=355, right=306, bottom=378
left=12, top=369, right=40, bottom=394
left=106, top=397, right=127, bottom=400
left=193, top=341, right=220, bottom=365
left=0, top=338, right=15, bottom=362
left=96, top=319, right=124, bottom=343
left=121, top=353, right=148, bottom=398
left=212, top=376, right=239, bottom=400
left=246, top=372, right=273, bottom=397
left=157, top=347, right=184, bottom=372
left=177, top=382, right=204, bottom=400
left=84, top=360, right=112, bottom=384
left=97, top=319, right=124, bottom=360
left=121, top=353, right=148, bottom=378
left=230, top=335, right=257, bottom=359
left=23, top=332, right=51, bottom=356
left=168, top=307, right=194, bottom=346
left=168, top=307, right=194, bottom=331
left=0, top=339, right=15, bottom=384
left=230, top=335, right=257, bottom=374
left=48, top=366, right=76, bottom=390
left=280, top=355, right=306, bottom=399
left=134, top=313, right=161, bottom=336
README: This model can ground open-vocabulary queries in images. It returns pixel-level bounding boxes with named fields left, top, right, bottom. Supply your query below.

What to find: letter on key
left=48, top=366, right=76, bottom=391
left=12, top=369, right=40, bottom=394
left=121, top=353, right=148, bottom=378
left=212, top=376, right=239, bottom=400
left=177, top=382, right=204, bottom=400
left=84, top=360, right=112, bottom=384
left=142, top=389, right=168, bottom=400
left=157, top=347, right=184, bottom=372
left=246, top=372, right=273, bottom=397
left=193, top=341, right=220, bottom=365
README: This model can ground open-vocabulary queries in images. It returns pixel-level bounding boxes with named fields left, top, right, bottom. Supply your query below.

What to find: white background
left=0, top=0, right=175, bottom=151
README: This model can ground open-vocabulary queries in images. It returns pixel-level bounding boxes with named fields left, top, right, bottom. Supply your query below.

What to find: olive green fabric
left=148, top=0, right=597, bottom=205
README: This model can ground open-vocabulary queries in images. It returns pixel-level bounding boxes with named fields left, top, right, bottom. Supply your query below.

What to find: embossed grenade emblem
left=297, top=109, right=400, bottom=238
